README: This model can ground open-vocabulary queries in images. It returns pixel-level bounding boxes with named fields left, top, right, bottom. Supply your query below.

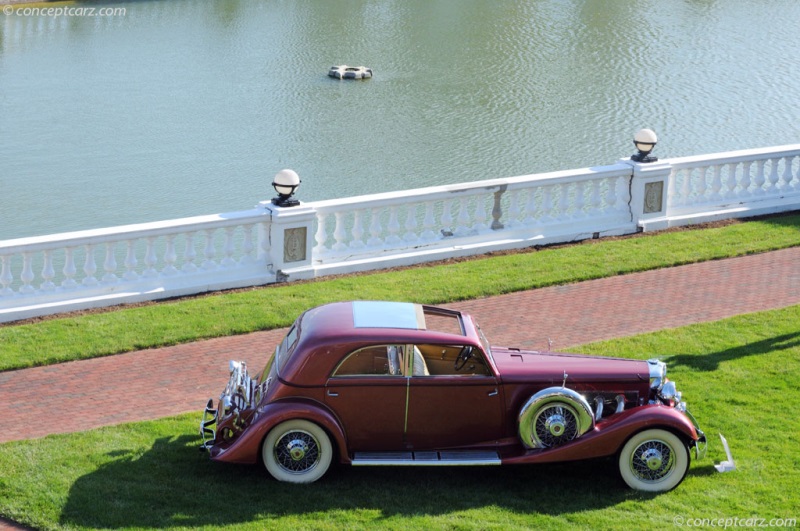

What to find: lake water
left=2, top=0, right=799, bottom=240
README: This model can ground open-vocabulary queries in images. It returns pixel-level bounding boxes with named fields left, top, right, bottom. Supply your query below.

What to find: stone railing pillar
left=259, top=201, right=317, bottom=281
left=624, top=159, right=673, bottom=232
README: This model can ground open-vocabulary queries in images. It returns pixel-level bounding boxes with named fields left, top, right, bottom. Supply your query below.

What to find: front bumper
left=199, top=360, right=253, bottom=452
left=684, top=408, right=707, bottom=460
left=199, top=398, right=217, bottom=451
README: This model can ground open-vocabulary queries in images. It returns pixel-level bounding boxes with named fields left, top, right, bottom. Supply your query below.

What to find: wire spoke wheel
left=274, top=430, right=320, bottom=473
left=533, top=403, right=579, bottom=447
left=629, top=439, right=675, bottom=481
left=618, top=429, right=689, bottom=492
left=262, top=419, right=333, bottom=483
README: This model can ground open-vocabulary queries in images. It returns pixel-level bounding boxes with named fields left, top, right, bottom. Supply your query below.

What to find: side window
left=414, top=344, right=492, bottom=376
left=332, top=345, right=404, bottom=377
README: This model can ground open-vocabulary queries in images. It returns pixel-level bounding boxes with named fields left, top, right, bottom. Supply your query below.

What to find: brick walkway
left=2, top=247, right=799, bottom=444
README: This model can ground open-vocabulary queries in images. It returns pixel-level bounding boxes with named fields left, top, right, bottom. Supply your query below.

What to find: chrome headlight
left=217, top=395, right=232, bottom=421
left=660, top=380, right=677, bottom=400
left=647, top=359, right=667, bottom=389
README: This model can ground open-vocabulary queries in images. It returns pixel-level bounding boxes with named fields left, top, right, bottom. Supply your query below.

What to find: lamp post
left=631, top=128, right=658, bottom=163
left=271, top=169, right=301, bottom=207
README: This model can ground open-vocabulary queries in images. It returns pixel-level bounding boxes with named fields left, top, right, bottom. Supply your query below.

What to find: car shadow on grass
left=59, top=434, right=656, bottom=528
left=666, top=332, right=800, bottom=371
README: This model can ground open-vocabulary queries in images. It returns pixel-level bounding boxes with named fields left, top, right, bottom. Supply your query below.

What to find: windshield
left=475, top=322, right=494, bottom=364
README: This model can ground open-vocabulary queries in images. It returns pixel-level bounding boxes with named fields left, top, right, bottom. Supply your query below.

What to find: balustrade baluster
left=793, top=155, right=800, bottom=191
left=557, top=183, right=571, bottom=222
left=767, top=157, right=780, bottom=193
left=491, top=189, right=504, bottom=230
left=367, top=208, right=383, bottom=247
left=403, top=205, right=419, bottom=242
left=522, top=188, right=538, bottom=226
left=182, top=232, right=197, bottom=272
left=333, top=212, right=349, bottom=251
left=102, top=242, right=119, bottom=283
left=615, top=176, right=629, bottom=211
left=221, top=228, right=236, bottom=267
left=19, top=253, right=35, bottom=294
left=540, top=186, right=554, bottom=223
left=739, top=162, right=752, bottom=198
left=780, top=156, right=794, bottom=191
left=386, top=206, right=402, bottom=244
left=164, top=234, right=180, bottom=273
left=603, top=178, right=617, bottom=215
left=473, top=195, right=488, bottom=233
left=680, top=168, right=693, bottom=206
left=440, top=199, right=454, bottom=236
left=82, top=244, right=98, bottom=286
left=725, top=163, right=738, bottom=199
left=144, top=237, right=159, bottom=277
left=314, top=214, right=329, bottom=254
left=62, top=247, right=77, bottom=288
left=573, top=182, right=586, bottom=219
left=240, top=225, right=255, bottom=264
left=350, top=210, right=365, bottom=249
left=590, top=180, right=602, bottom=214
left=123, top=240, right=139, bottom=280
left=202, top=230, right=216, bottom=270
left=455, top=197, right=471, bottom=236
left=40, top=250, right=56, bottom=291
left=0, top=255, right=13, bottom=296
left=259, top=221, right=271, bottom=267
left=753, top=160, right=766, bottom=195
left=710, top=165, right=723, bottom=201
left=693, top=167, right=707, bottom=204
left=506, top=189, right=520, bottom=228
left=420, top=201, right=437, bottom=241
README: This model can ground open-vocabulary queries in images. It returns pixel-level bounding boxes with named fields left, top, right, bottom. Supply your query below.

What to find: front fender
left=210, top=399, right=348, bottom=465
left=503, top=404, right=700, bottom=465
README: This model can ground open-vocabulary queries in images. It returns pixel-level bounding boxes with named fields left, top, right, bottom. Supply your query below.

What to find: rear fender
left=504, top=404, right=698, bottom=465
left=210, top=399, right=348, bottom=465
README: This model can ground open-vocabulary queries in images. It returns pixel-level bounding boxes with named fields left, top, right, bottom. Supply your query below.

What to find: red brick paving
left=1, top=247, right=799, bottom=444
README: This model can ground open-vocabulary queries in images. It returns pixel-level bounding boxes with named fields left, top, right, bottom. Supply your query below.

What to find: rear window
left=276, top=325, right=299, bottom=372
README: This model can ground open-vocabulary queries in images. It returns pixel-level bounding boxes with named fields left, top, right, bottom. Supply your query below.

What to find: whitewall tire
left=262, top=419, right=333, bottom=483
left=618, top=429, right=689, bottom=492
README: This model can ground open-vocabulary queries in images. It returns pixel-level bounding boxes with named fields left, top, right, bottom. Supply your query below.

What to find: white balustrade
left=0, top=209, right=274, bottom=321
left=2, top=144, right=799, bottom=323
left=661, top=145, right=800, bottom=227
left=309, top=164, right=634, bottom=273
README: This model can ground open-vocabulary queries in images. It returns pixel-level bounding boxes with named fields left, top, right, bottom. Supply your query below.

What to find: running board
left=352, top=450, right=501, bottom=466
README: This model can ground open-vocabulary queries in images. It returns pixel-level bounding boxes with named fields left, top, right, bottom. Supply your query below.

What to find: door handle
left=488, top=389, right=498, bottom=397
left=327, top=390, right=339, bottom=397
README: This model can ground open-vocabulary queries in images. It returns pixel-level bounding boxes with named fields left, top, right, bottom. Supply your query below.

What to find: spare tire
left=518, top=387, right=595, bottom=449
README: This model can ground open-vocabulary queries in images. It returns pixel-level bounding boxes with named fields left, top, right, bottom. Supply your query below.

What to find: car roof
left=280, top=301, right=480, bottom=385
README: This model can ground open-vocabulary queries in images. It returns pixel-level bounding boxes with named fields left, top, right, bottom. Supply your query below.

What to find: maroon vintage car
left=200, top=301, right=707, bottom=491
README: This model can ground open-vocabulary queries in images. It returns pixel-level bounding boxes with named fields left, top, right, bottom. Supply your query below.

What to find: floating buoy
left=328, top=65, right=372, bottom=80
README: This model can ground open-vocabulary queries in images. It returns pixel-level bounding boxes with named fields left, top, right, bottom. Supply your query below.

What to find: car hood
left=491, top=347, right=649, bottom=385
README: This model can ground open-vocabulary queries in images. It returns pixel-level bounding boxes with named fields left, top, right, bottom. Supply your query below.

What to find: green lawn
left=2, top=213, right=800, bottom=371
left=1, top=304, right=798, bottom=530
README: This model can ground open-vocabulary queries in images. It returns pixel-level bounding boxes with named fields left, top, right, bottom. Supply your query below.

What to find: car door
left=404, top=344, right=504, bottom=449
left=324, top=345, right=408, bottom=452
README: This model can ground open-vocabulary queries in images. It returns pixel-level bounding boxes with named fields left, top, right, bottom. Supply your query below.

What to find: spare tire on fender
left=518, top=387, right=595, bottom=449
